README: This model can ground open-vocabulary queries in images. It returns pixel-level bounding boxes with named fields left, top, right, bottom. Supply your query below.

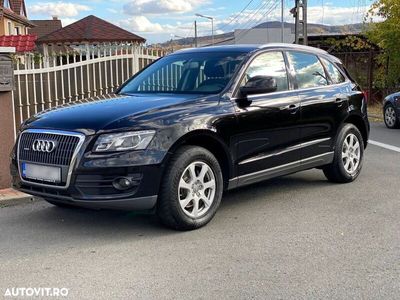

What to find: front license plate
left=21, top=163, right=61, bottom=183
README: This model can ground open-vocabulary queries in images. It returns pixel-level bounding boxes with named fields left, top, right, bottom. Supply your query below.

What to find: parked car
left=11, top=44, right=370, bottom=230
left=383, top=92, right=400, bottom=129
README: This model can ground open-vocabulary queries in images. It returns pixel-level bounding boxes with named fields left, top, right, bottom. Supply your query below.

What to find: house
left=30, top=16, right=62, bottom=38
left=0, top=0, right=34, bottom=35
left=36, top=15, right=146, bottom=55
left=0, top=0, right=36, bottom=52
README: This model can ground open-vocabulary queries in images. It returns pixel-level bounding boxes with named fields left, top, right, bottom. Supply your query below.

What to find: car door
left=286, top=51, right=348, bottom=161
left=232, top=51, right=302, bottom=185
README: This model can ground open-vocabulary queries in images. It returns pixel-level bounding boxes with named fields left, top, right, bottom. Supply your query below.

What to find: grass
left=368, top=102, right=383, bottom=122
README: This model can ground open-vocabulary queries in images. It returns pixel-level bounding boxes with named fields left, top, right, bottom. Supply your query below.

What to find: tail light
left=362, top=90, right=368, bottom=103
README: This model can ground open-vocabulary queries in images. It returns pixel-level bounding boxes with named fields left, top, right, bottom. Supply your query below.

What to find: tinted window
left=287, top=52, right=328, bottom=89
left=119, top=52, right=246, bottom=95
left=241, top=51, right=289, bottom=92
left=321, top=58, right=346, bottom=84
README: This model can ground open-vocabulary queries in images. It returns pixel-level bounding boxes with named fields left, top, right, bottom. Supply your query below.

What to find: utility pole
left=194, top=21, right=198, bottom=47
left=291, top=0, right=308, bottom=45
left=281, top=0, right=284, bottom=43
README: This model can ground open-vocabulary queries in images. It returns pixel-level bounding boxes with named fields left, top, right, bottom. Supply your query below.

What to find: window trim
left=7, top=22, right=12, bottom=35
left=285, top=50, right=330, bottom=90
left=320, top=57, right=347, bottom=85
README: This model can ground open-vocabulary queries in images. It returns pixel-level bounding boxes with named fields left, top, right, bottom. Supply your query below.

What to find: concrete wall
left=234, top=28, right=295, bottom=44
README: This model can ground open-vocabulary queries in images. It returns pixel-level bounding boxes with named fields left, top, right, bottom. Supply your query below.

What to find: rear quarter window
left=321, top=57, right=346, bottom=84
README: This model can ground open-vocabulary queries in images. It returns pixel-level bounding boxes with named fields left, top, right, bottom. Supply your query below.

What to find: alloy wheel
left=342, top=133, right=361, bottom=175
left=385, top=106, right=397, bottom=128
left=178, top=161, right=216, bottom=218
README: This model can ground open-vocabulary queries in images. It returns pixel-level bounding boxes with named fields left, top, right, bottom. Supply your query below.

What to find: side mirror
left=239, top=75, right=278, bottom=97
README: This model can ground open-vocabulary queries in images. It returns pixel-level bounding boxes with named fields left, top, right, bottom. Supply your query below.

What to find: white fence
left=12, top=44, right=166, bottom=133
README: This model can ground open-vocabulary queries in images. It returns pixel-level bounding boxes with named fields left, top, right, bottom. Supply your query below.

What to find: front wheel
left=157, top=146, right=223, bottom=230
left=323, top=124, right=364, bottom=183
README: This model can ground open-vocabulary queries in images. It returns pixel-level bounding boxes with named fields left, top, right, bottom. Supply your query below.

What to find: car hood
left=23, top=93, right=208, bottom=133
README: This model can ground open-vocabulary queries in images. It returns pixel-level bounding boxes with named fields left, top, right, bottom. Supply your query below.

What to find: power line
left=216, top=0, right=265, bottom=34
left=235, top=0, right=280, bottom=44
left=217, top=0, right=258, bottom=32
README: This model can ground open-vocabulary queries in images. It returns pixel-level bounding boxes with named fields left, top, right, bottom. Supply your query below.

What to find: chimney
left=52, top=16, right=58, bottom=20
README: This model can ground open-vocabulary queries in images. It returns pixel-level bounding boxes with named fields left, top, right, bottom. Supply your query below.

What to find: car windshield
left=119, top=51, right=247, bottom=95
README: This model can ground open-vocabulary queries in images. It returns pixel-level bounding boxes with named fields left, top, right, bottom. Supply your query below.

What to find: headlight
left=94, top=130, right=155, bottom=152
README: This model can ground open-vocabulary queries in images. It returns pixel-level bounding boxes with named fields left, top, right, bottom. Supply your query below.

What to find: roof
left=174, top=45, right=261, bottom=54
left=9, top=0, right=25, bottom=16
left=30, top=19, right=63, bottom=38
left=174, top=43, right=328, bottom=54
left=308, top=32, right=362, bottom=39
left=37, top=15, right=146, bottom=44
left=172, top=43, right=339, bottom=63
left=1, top=7, right=34, bottom=27
left=0, top=34, right=37, bottom=52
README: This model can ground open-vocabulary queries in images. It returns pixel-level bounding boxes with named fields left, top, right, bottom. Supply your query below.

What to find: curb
left=0, top=189, right=40, bottom=207
left=369, top=113, right=382, bottom=119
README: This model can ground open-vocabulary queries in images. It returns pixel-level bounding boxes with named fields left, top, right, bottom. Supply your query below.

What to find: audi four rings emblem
left=32, top=139, right=57, bottom=153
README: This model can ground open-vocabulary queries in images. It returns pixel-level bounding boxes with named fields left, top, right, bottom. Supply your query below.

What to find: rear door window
left=321, top=58, right=346, bottom=84
left=287, top=51, right=328, bottom=89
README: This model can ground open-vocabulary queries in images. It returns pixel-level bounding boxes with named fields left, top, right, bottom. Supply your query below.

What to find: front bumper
left=11, top=154, right=163, bottom=211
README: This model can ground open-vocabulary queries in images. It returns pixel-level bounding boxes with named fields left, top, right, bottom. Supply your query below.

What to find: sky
left=25, top=0, right=376, bottom=43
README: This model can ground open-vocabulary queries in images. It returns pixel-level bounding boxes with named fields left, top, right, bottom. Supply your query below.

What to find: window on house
left=4, top=0, right=10, bottom=8
left=8, top=22, right=12, bottom=35
left=15, top=27, right=20, bottom=35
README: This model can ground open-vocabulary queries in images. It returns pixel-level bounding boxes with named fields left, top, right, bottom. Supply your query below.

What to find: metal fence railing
left=12, top=44, right=167, bottom=134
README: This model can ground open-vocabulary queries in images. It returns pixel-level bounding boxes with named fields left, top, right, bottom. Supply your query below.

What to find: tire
left=384, top=104, right=400, bottom=129
left=157, top=145, right=224, bottom=230
left=323, top=124, right=364, bottom=183
left=45, top=199, right=76, bottom=209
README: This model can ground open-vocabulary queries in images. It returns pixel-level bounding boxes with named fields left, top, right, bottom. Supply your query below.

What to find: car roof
left=172, top=43, right=341, bottom=63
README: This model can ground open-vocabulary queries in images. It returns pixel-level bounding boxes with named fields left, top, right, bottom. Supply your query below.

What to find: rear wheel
left=323, top=124, right=364, bottom=183
left=157, top=146, right=223, bottom=230
left=384, top=104, right=399, bottom=129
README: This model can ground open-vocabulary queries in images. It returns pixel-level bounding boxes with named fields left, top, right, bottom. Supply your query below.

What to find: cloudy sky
left=26, top=0, right=375, bottom=43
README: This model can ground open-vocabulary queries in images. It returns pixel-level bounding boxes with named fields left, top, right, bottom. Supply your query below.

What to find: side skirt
left=228, top=152, right=334, bottom=190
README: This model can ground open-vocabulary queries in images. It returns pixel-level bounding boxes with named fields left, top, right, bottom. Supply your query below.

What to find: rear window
left=321, top=58, right=346, bottom=84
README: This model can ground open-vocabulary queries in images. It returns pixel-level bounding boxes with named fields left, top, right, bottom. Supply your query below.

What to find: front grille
left=18, top=132, right=81, bottom=166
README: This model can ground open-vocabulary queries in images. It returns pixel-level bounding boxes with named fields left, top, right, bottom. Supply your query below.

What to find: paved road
left=1, top=122, right=399, bottom=299
left=370, top=122, right=400, bottom=148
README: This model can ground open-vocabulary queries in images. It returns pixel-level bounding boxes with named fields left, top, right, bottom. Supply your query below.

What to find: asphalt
left=0, top=122, right=399, bottom=299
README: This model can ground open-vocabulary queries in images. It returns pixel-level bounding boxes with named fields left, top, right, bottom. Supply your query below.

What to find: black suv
left=11, top=44, right=369, bottom=230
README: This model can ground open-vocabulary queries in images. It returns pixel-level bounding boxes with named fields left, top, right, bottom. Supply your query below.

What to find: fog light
left=113, top=177, right=133, bottom=191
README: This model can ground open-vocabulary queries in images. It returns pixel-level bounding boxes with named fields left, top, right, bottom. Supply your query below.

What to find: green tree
left=365, top=0, right=400, bottom=90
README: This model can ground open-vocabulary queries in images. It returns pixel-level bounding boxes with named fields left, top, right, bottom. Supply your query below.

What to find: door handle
left=282, top=103, right=300, bottom=114
left=335, top=96, right=348, bottom=107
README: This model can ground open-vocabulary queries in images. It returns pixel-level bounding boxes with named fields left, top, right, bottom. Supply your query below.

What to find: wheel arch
left=166, top=130, right=233, bottom=189
left=343, top=114, right=368, bottom=148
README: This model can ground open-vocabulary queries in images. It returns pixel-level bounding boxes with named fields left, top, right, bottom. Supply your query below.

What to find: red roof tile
left=0, top=34, right=37, bottom=52
left=37, top=15, right=146, bottom=44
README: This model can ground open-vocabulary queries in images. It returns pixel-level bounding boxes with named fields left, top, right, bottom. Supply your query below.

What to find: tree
left=365, top=0, right=400, bottom=90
